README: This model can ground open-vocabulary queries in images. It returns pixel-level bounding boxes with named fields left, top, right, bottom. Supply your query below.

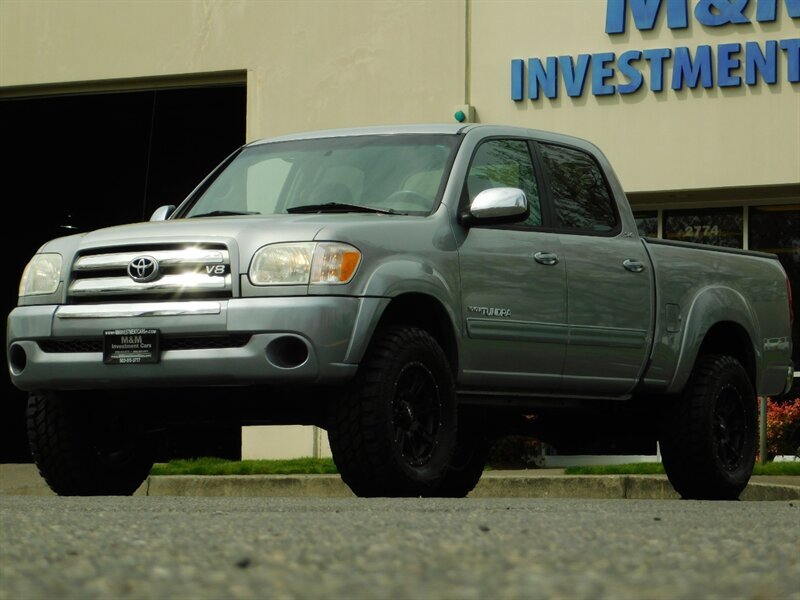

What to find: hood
left=76, top=214, right=326, bottom=248
left=38, top=212, right=429, bottom=268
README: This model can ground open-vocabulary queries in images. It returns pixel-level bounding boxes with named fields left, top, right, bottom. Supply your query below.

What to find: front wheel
left=659, top=354, right=757, bottom=500
left=428, top=409, right=490, bottom=497
left=27, top=391, right=154, bottom=496
left=328, top=326, right=457, bottom=497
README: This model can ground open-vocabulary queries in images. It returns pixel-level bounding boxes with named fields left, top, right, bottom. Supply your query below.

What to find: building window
left=663, top=207, right=743, bottom=248
left=633, top=210, right=658, bottom=237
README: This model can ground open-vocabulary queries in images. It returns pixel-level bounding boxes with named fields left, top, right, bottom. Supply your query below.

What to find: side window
left=467, top=139, right=542, bottom=227
left=538, top=143, right=617, bottom=233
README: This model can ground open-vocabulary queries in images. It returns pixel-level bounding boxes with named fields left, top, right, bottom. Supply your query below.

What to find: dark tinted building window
left=663, top=207, right=743, bottom=248
left=467, top=139, right=541, bottom=227
left=634, top=211, right=658, bottom=237
left=538, top=143, right=617, bottom=233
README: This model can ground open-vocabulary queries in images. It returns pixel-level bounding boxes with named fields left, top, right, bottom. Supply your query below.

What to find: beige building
left=2, top=0, right=798, bottom=459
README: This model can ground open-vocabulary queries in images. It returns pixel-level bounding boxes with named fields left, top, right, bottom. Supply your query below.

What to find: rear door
left=535, top=141, right=653, bottom=395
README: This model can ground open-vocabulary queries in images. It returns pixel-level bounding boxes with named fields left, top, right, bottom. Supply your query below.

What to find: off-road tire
left=27, top=392, right=153, bottom=496
left=429, top=410, right=490, bottom=497
left=328, top=326, right=457, bottom=497
left=659, top=354, right=757, bottom=500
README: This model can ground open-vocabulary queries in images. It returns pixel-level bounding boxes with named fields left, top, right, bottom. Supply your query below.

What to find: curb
left=141, top=474, right=800, bottom=501
left=3, top=463, right=798, bottom=500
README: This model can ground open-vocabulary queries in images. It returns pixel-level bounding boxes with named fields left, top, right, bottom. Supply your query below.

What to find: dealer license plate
left=103, top=329, right=160, bottom=364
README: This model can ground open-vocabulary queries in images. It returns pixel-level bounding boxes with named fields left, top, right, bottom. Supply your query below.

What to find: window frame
left=532, top=140, right=623, bottom=238
left=457, top=136, right=550, bottom=232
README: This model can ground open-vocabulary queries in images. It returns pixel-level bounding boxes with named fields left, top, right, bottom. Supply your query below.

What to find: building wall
left=242, top=426, right=332, bottom=461
left=0, top=0, right=466, bottom=140
left=471, top=0, right=800, bottom=193
left=4, top=1, right=797, bottom=194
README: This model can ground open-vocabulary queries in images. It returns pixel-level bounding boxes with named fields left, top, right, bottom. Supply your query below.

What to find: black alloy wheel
left=328, top=326, right=457, bottom=497
left=391, top=361, right=442, bottom=467
left=712, top=384, right=748, bottom=473
left=660, top=354, right=757, bottom=500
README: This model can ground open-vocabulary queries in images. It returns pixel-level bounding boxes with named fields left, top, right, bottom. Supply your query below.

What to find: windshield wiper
left=188, top=210, right=261, bottom=218
left=286, top=202, right=404, bottom=215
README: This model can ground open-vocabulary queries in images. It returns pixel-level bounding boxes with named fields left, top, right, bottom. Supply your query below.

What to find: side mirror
left=459, top=187, right=528, bottom=227
left=149, top=205, right=176, bottom=221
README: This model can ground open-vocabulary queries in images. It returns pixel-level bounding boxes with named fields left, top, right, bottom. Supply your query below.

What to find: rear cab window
left=537, top=143, right=619, bottom=235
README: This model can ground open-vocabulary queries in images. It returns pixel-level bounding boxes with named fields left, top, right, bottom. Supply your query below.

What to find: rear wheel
left=27, top=391, right=153, bottom=496
left=328, top=326, right=457, bottom=497
left=659, top=354, right=757, bottom=500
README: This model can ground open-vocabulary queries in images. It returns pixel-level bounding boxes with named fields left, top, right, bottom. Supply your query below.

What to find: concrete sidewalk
left=2, top=463, right=798, bottom=500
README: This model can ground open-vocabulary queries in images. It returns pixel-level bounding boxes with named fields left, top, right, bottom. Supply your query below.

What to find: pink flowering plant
left=763, top=397, right=800, bottom=458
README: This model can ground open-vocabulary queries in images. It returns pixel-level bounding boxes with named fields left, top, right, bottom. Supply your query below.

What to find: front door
left=457, top=138, right=568, bottom=392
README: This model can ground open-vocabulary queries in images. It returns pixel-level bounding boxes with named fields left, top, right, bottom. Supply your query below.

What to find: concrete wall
left=0, top=0, right=466, bottom=141
left=470, top=0, right=799, bottom=193
left=3, top=1, right=797, bottom=194
left=242, top=426, right=331, bottom=460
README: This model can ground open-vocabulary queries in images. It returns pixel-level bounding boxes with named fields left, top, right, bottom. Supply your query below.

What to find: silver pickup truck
left=7, top=125, right=794, bottom=499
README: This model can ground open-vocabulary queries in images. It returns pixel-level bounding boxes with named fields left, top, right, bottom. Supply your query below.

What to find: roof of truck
left=245, top=123, right=595, bottom=148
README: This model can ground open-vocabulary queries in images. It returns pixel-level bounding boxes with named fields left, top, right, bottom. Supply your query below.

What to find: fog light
left=265, top=336, right=309, bottom=369
left=9, top=343, right=27, bottom=375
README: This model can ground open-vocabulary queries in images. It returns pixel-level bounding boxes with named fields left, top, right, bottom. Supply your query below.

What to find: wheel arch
left=375, top=293, right=460, bottom=376
left=697, top=321, right=757, bottom=388
left=346, top=292, right=460, bottom=376
left=666, top=285, right=761, bottom=395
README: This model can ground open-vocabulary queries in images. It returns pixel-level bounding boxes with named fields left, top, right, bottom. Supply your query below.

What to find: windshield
left=181, top=134, right=460, bottom=218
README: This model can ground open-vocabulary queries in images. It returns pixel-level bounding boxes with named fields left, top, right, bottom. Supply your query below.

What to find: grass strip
left=150, top=457, right=798, bottom=477
left=150, top=456, right=338, bottom=476
left=564, top=462, right=800, bottom=476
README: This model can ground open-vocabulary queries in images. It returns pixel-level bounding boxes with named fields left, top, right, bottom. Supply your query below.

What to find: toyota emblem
left=127, top=256, right=160, bottom=283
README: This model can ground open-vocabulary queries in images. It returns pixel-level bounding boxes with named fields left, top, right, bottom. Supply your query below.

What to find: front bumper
left=7, top=297, right=385, bottom=391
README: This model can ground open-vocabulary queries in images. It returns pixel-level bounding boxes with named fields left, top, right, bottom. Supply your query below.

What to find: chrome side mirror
left=460, top=187, right=528, bottom=227
left=149, top=205, right=176, bottom=221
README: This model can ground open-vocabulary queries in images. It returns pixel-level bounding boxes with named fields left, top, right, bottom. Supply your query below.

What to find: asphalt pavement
left=2, top=463, right=798, bottom=500
left=1, top=496, right=798, bottom=599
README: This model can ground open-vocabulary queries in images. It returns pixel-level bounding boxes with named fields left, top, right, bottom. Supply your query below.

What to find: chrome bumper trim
left=55, top=301, right=222, bottom=319
left=69, top=273, right=231, bottom=296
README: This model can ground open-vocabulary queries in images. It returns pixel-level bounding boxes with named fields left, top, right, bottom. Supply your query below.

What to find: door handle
left=623, top=259, right=645, bottom=273
left=534, top=252, right=559, bottom=266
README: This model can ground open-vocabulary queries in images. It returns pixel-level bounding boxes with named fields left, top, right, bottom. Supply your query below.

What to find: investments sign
left=510, top=0, right=800, bottom=100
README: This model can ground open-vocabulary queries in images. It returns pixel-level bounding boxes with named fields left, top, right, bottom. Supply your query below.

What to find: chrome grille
left=68, top=244, right=233, bottom=303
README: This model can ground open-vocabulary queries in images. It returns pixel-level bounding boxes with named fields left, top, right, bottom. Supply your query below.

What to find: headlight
left=249, top=242, right=361, bottom=286
left=19, top=253, right=63, bottom=297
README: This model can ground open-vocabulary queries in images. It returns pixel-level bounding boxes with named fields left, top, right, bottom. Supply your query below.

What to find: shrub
left=764, top=397, right=800, bottom=458
left=487, top=436, right=545, bottom=468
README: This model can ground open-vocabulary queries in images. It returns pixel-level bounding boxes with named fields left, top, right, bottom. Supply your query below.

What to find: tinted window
left=466, top=139, right=541, bottom=227
left=634, top=210, right=658, bottom=237
left=539, top=143, right=617, bottom=233
left=663, top=207, right=743, bottom=248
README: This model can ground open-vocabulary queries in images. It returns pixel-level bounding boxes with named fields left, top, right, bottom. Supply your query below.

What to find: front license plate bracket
left=103, top=329, right=160, bottom=364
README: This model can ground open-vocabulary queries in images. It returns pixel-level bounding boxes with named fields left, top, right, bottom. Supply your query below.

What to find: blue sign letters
left=512, top=0, right=800, bottom=101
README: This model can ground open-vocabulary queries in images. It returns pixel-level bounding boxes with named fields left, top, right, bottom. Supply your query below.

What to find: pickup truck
left=7, top=124, right=794, bottom=500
